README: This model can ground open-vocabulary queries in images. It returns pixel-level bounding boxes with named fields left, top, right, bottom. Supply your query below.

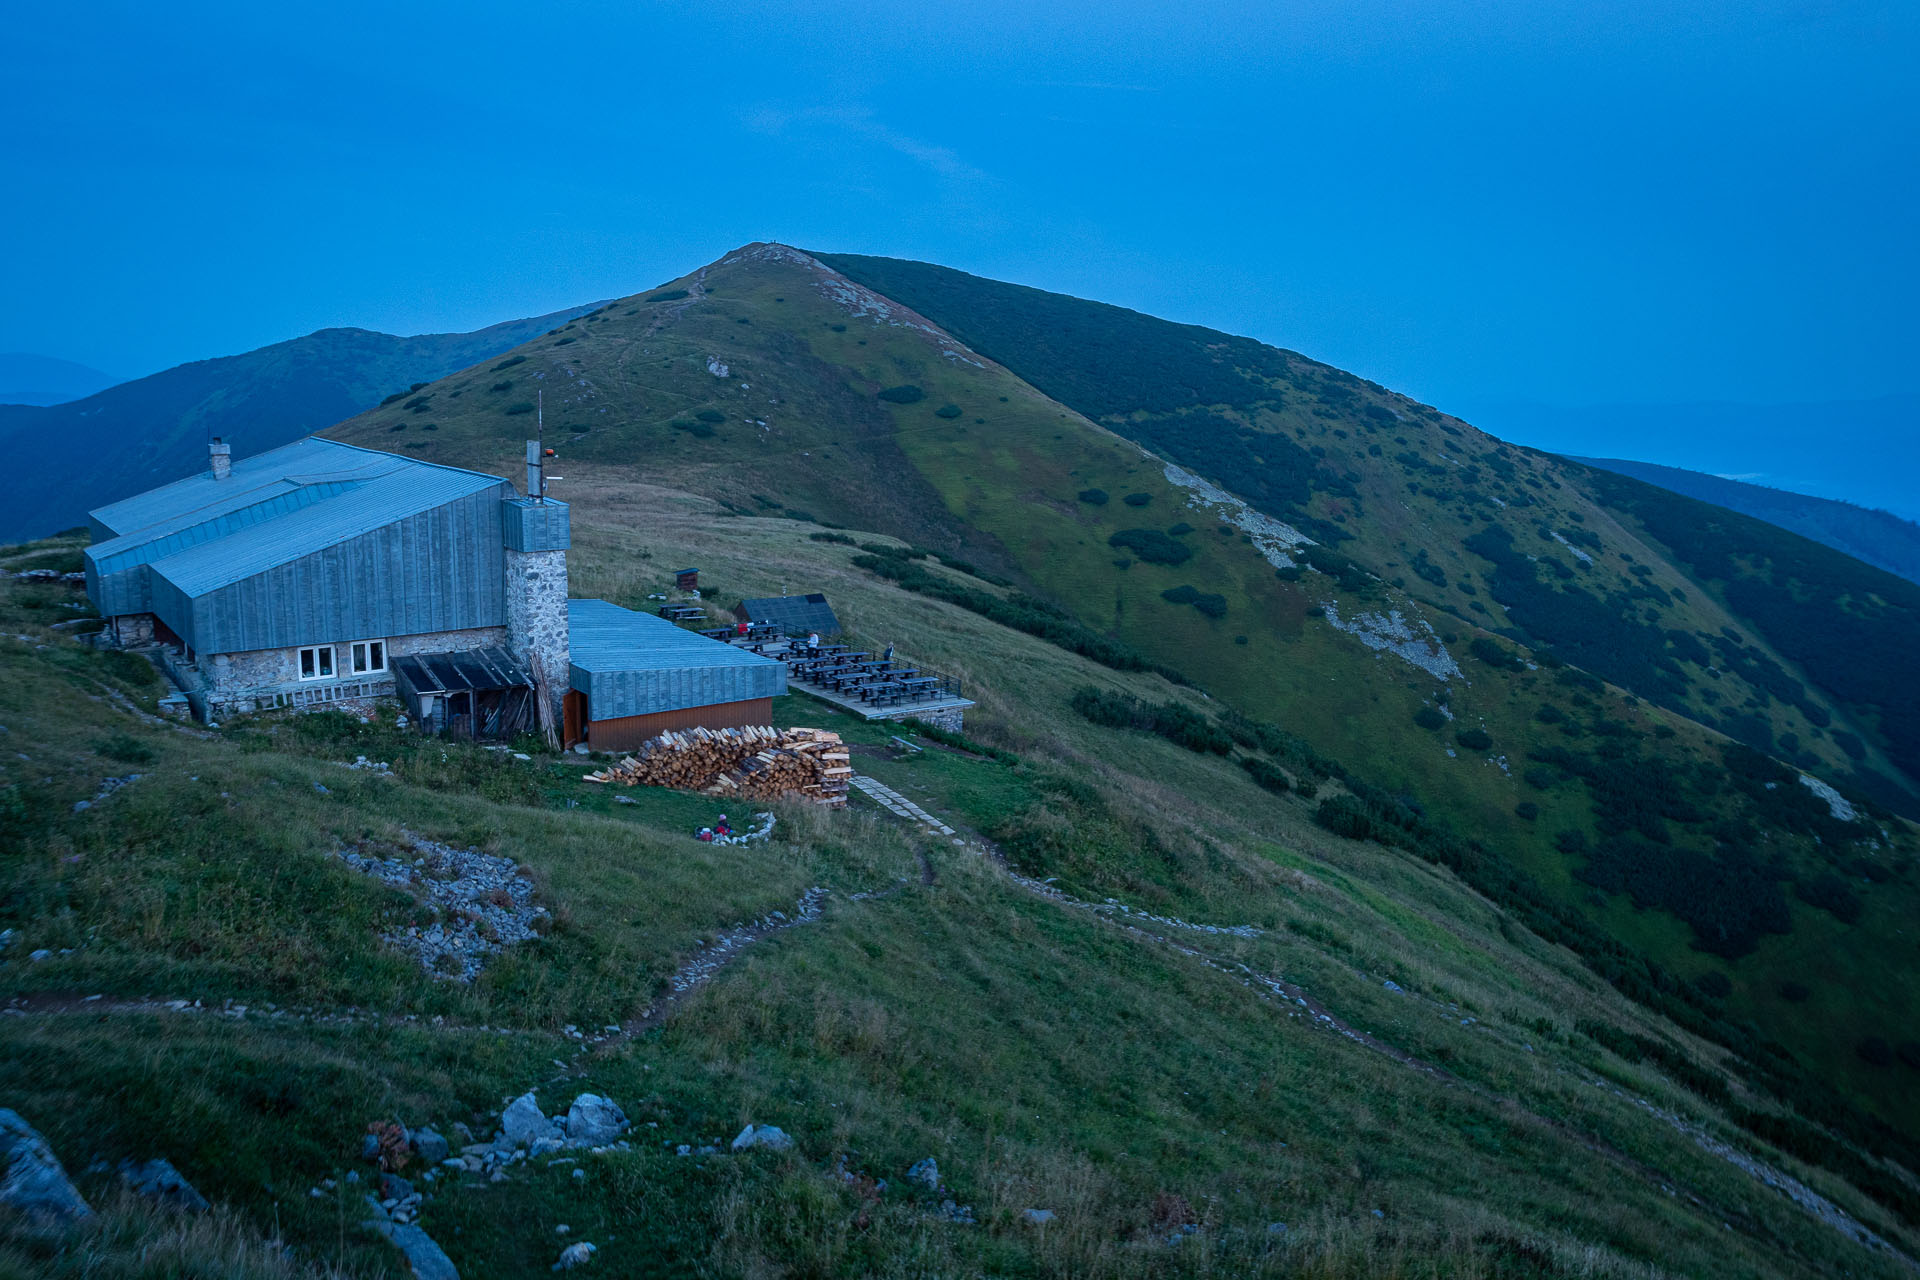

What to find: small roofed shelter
left=566, top=599, right=786, bottom=750
left=391, top=647, right=534, bottom=740
left=674, top=567, right=699, bottom=591
left=739, top=592, right=840, bottom=639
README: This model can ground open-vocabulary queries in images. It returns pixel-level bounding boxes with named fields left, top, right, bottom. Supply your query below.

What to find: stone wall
left=884, top=706, right=965, bottom=734
left=109, top=614, right=154, bottom=647
left=200, top=625, right=510, bottom=719
left=504, top=548, right=569, bottom=715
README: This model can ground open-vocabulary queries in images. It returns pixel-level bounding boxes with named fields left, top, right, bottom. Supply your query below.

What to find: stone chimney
left=209, top=438, right=232, bottom=480
left=500, top=492, right=571, bottom=727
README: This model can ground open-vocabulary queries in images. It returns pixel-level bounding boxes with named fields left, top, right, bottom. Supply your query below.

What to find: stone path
left=850, top=775, right=955, bottom=836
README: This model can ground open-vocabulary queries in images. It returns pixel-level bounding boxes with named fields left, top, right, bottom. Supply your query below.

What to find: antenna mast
left=526, top=390, right=547, bottom=502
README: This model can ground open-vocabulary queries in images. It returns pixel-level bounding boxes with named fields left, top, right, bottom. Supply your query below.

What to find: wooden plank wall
left=584, top=697, right=775, bottom=753
left=184, top=488, right=508, bottom=653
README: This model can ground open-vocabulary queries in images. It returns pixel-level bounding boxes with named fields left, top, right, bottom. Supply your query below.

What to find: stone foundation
left=887, top=706, right=965, bottom=734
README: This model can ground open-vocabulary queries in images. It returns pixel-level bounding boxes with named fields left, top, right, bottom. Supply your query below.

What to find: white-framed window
left=298, top=645, right=336, bottom=680
left=351, top=639, right=387, bottom=675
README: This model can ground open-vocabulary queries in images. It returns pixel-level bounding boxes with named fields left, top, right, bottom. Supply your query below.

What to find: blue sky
left=4, top=0, right=1916, bottom=420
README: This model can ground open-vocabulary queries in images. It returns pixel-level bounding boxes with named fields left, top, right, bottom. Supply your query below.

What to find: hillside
left=4, top=518, right=1919, bottom=1278
left=1572, top=456, right=1920, bottom=587
left=0, top=305, right=598, bottom=542
left=312, top=244, right=1920, bottom=1161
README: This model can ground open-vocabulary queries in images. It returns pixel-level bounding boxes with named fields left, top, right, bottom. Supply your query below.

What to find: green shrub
left=934, top=404, right=963, bottom=419
left=1413, top=706, right=1447, bottom=731
left=490, top=380, right=513, bottom=392
left=672, top=420, right=715, bottom=439
left=1514, top=801, right=1540, bottom=821
left=1122, top=492, right=1152, bottom=507
left=491, top=355, right=526, bottom=372
left=696, top=409, right=726, bottom=423
left=1241, top=758, right=1291, bottom=794
left=647, top=288, right=690, bottom=301
left=1069, top=686, right=1231, bottom=753
left=505, top=402, right=535, bottom=416
left=808, top=532, right=856, bottom=545
left=1471, top=636, right=1527, bottom=671
left=1456, top=727, right=1493, bottom=751
left=1302, top=545, right=1371, bottom=591
left=1161, top=585, right=1228, bottom=617
left=1107, top=528, right=1191, bottom=566
left=877, top=384, right=925, bottom=404
left=1314, top=796, right=1383, bottom=841
left=1077, top=488, right=1109, bottom=505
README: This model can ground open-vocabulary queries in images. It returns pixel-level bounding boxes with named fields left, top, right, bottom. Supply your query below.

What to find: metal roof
left=568, top=599, right=785, bottom=720
left=739, top=593, right=841, bottom=637
left=87, top=438, right=511, bottom=598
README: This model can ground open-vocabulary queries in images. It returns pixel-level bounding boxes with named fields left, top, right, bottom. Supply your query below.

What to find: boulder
left=501, top=1092, right=559, bottom=1148
left=729, top=1124, right=793, bottom=1152
left=119, top=1158, right=209, bottom=1213
left=412, top=1128, right=450, bottom=1165
left=553, top=1240, right=597, bottom=1270
left=0, top=1109, right=91, bottom=1225
left=905, top=1157, right=939, bottom=1189
left=563, top=1095, right=628, bottom=1146
left=1022, top=1208, right=1056, bottom=1225
left=365, top=1217, right=461, bottom=1280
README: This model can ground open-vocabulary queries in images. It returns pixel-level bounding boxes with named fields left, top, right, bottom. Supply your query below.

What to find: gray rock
left=412, top=1128, right=450, bottom=1164
left=0, top=1109, right=91, bottom=1224
left=564, top=1095, right=628, bottom=1146
left=379, top=1172, right=414, bottom=1202
left=501, top=1092, right=559, bottom=1148
left=553, top=1241, right=597, bottom=1270
left=365, top=1217, right=461, bottom=1280
left=1022, top=1208, right=1056, bottom=1225
left=906, top=1157, right=939, bottom=1189
left=729, top=1124, right=793, bottom=1152
left=119, top=1158, right=209, bottom=1212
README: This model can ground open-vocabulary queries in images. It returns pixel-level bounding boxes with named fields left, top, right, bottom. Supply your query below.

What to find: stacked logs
left=581, top=725, right=850, bottom=807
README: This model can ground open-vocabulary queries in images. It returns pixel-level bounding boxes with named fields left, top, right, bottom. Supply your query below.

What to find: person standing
left=806, top=631, right=819, bottom=654
left=883, top=643, right=894, bottom=664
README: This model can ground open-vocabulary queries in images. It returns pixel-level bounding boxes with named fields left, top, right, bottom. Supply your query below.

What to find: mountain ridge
left=0, top=305, right=602, bottom=541
left=1570, top=454, right=1920, bottom=586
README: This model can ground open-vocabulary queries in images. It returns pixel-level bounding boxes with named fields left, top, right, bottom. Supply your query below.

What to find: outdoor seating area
left=783, top=643, right=963, bottom=711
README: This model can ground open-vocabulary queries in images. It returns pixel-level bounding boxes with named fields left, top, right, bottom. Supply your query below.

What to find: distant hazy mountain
left=1457, top=394, right=1920, bottom=521
left=1573, top=455, right=1920, bottom=587
left=0, top=352, right=120, bottom=405
left=0, top=307, right=598, bottom=541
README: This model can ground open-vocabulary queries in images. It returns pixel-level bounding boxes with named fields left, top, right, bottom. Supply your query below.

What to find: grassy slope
left=4, top=532, right=1917, bottom=1279
left=322, top=246, right=1920, bottom=1138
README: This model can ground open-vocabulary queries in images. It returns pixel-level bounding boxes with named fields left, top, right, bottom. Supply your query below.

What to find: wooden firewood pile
left=581, top=725, right=850, bottom=806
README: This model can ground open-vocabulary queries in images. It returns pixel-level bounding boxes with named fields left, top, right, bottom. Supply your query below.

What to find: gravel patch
left=334, top=836, right=548, bottom=982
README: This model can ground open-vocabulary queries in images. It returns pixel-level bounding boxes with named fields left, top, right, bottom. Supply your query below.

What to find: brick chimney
left=209, top=438, right=232, bottom=480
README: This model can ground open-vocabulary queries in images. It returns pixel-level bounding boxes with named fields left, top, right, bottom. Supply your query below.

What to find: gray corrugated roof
left=87, top=438, right=511, bottom=601
left=568, top=599, right=785, bottom=719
